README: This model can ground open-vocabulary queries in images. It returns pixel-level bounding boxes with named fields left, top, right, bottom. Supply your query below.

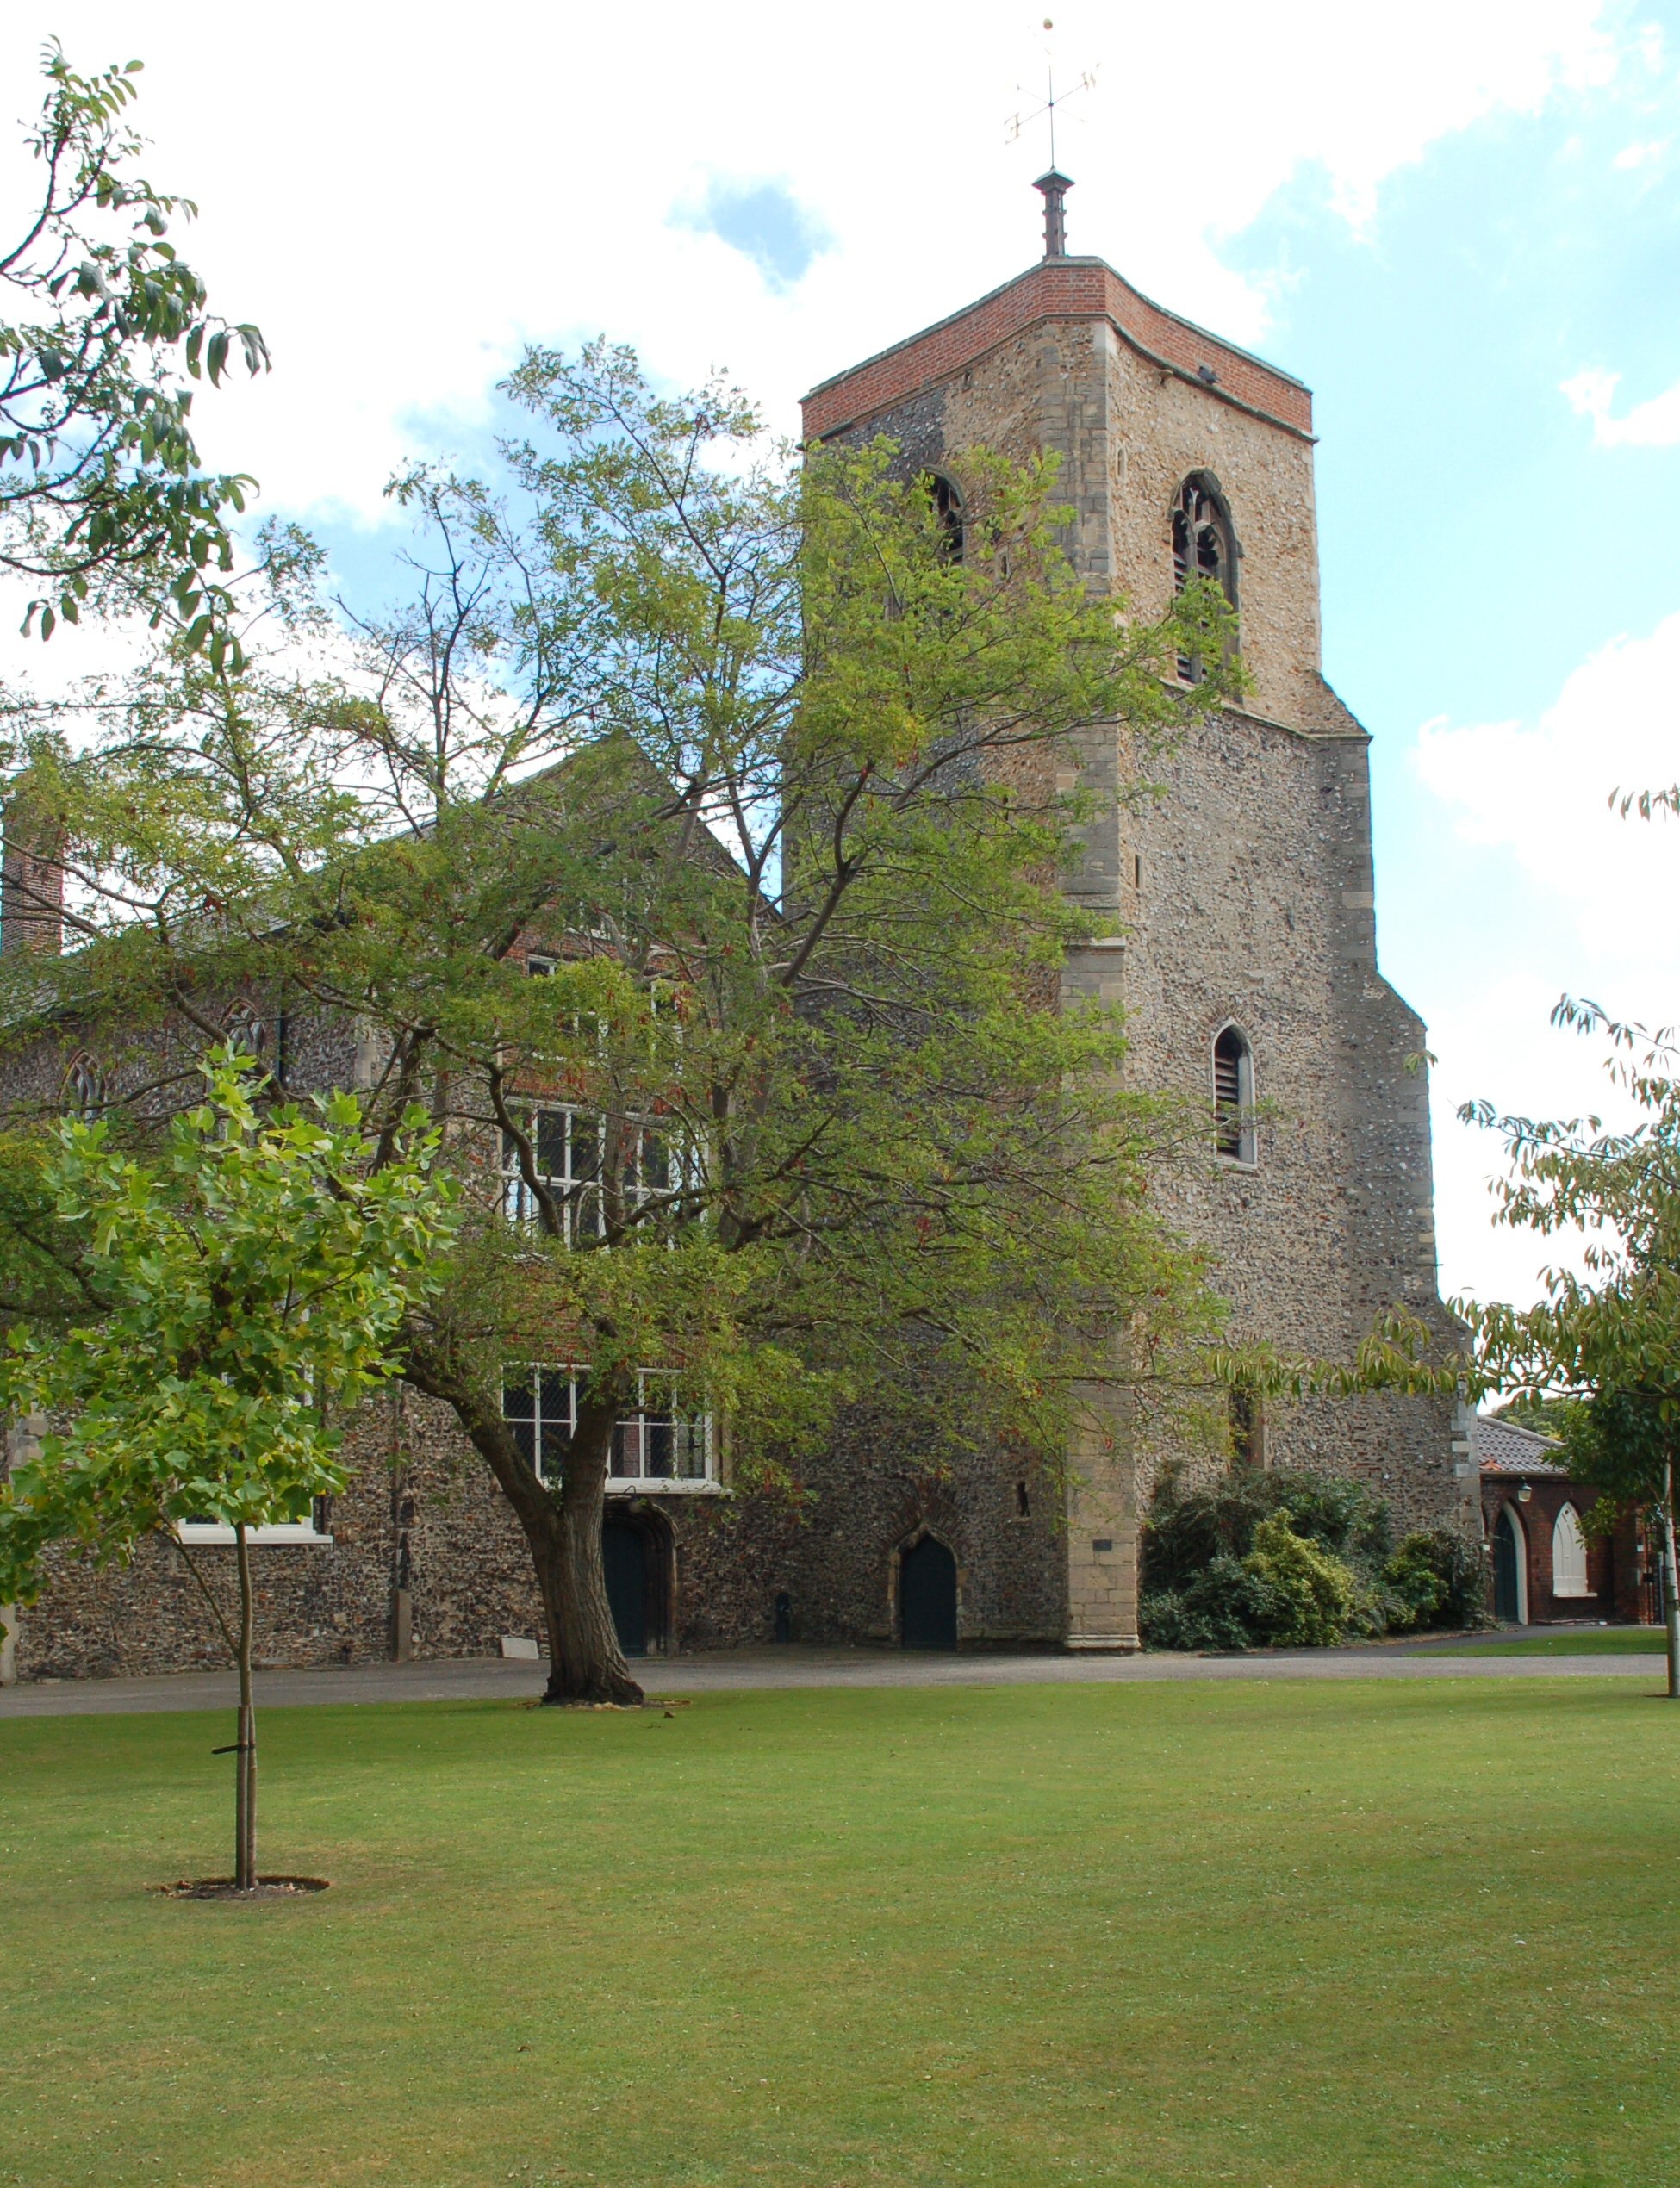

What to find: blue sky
left=1, top=0, right=1674, bottom=1306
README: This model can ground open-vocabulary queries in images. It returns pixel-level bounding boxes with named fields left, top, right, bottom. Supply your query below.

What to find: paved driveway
left=0, top=1636, right=1666, bottom=1718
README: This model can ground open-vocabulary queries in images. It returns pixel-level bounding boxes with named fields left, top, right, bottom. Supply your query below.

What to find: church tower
left=801, top=178, right=1476, bottom=1649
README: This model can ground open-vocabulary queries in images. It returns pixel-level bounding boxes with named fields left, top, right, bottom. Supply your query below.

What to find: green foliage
left=0, top=1054, right=457, bottom=1613
left=1, top=44, right=267, bottom=653
left=0, top=340, right=1241, bottom=1515
left=1243, top=1513, right=1358, bottom=1648
left=1459, top=1004, right=1680, bottom=1565
left=1141, top=1466, right=1416, bottom=1650
left=1143, top=1466, right=1391, bottom=1591
left=1138, top=1554, right=1291, bottom=1653
left=1382, top=1527, right=1490, bottom=1632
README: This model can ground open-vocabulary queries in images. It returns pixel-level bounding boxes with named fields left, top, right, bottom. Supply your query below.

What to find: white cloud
left=0, top=0, right=1622, bottom=535
left=1613, top=134, right=1670, bottom=166
left=1415, top=613, right=1680, bottom=960
left=1561, top=364, right=1680, bottom=444
left=1413, top=615, right=1680, bottom=1303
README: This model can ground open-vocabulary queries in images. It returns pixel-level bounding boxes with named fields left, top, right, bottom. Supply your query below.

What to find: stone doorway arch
left=1493, top=1504, right=1528, bottom=1625
left=899, top=1532, right=958, bottom=1650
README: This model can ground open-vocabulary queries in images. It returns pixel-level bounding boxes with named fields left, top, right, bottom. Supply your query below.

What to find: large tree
left=2, top=42, right=266, bottom=655
left=0, top=344, right=1240, bottom=1703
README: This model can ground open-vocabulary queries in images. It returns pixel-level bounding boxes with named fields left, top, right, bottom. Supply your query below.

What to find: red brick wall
left=1480, top=1477, right=1652, bottom=1624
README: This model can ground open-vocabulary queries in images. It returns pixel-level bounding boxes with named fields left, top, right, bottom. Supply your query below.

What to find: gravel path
left=0, top=1637, right=1666, bottom=1718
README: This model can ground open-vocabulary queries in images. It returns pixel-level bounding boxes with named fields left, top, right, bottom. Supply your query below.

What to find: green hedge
left=1140, top=1469, right=1489, bottom=1651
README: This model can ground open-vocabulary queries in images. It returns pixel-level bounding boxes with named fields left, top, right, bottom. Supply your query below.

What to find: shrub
left=1383, top=1528, right=1491, bottom=1632
left=1143, top=1468, right=1391, bottom=1593
left=1243, top=1514, right=1359, bottom=1647
left=1139, top=1555, right=1291, bottom=1653
left=1140, top=1465, right=1400, bottom=1650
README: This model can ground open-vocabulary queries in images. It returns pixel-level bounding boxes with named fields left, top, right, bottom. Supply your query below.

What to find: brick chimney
left=3, top=774, right=65, bottom=955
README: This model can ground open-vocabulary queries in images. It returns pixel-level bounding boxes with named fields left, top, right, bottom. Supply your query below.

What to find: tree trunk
left=1664, top=1462, right=1679, bottom=1703
left=400, top=1344, right=643, bottom=1708
left=540, top=1392, right=643, bottom=1706
left=234, top=1523, right=258, bottom=1888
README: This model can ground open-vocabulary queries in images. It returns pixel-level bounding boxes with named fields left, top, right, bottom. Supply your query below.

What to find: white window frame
left=501, top=1364, right=718, bottom=1493
left=1552, top=1501, right=1592, bottom=1598
left=176, top=1508, right=333, bottom=1546
left=501, top=1101, right=698, bottom=1246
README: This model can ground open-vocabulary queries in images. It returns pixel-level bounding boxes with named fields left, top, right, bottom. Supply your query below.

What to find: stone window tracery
left=223, top=999, right=268, bottom=1059
left=1172, top=474, right=1237, bottom=681
left=927, top=472, right=964, bottom=563
left=63, top=1050, right=108, bottom=1118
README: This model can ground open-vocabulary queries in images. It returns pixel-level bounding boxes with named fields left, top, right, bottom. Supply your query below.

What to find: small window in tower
left=1015, top=1480, right=1031, bottom=1520
left=1212, top=1023, right=1255, bottom=1165
left=223, top=998, right=268, bottom=1061
left=1172, top=475, right=1237, bottom=682
left=63, top=1050, right=108, bottom=1119
left=1229, top=1383, right=1262, bottom=1469
left=1133, top=851, right=1143, bottom=891
left=927, top=472, right=964, bottom=563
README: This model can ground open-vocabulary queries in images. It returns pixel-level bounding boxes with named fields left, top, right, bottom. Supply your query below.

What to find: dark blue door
left=604, top=1521, right=648, bottom=1656
left=1493, top=1509, right=1521, bottom=1624
left=900, top=1537, right=957, bottom=1650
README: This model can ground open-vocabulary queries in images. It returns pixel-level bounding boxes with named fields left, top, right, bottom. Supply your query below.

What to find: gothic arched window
left=927, top=473, right=964, bottom=563
left=1212, top=1023, right=1255, bottom=1165
left=1552, top=1501, right=1591, bottom=1598
left=63, top=1051, right=108, bottom=1119
left=1172, top=475, right=1237, bottom=681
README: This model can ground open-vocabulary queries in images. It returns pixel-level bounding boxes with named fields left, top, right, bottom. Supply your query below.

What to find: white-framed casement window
left=502, top=1365, right=714, bottom=1489
left=177, top=1497, right=332, bottom=1545
left=501, top=1103, right=696, bottom=1244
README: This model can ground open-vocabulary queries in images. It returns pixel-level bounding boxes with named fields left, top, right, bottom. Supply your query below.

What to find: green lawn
left=1463, top=1628, right=1666, bottom=1655
left=2, top=1681, right=1675, bottom=2188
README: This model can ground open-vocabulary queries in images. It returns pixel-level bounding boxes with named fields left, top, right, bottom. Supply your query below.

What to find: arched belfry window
left=1172, top=475, right=1237, bottom=681
left=1212, top=1023, right=1255, bottom=1165
left=223, top=999, right=269, bottom=1060
left=927, top=473, right=964, bottom=563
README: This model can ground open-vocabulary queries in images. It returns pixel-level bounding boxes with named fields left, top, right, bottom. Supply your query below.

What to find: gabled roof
left=1472, top=1414, right=1570, bottom=1479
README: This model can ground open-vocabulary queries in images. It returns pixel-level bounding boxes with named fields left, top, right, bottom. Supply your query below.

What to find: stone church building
left=0, top=177, right=1474, bottom=1685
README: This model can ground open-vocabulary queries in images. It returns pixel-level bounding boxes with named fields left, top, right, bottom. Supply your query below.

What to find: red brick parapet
left=801, top=257, right=1313, bottom=444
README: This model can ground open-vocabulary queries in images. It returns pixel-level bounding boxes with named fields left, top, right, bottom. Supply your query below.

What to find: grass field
left=1460, top=1629, right=1666, bottom=1655
left=3, top=1680, right=1676, bottom=2188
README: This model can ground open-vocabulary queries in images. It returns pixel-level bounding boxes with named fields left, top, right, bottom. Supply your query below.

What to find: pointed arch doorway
left=1493, top=1506, right=1528, bottom=1625
left=899, top=1535, right=958, bottom=1650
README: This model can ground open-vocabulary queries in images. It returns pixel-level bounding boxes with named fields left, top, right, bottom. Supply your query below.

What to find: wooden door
left=603, top=1520, right=649, bottom=1657
left=900, top=1537, right=957, bottom=1650
left=1493, top=1508, right=1522, bottom=1624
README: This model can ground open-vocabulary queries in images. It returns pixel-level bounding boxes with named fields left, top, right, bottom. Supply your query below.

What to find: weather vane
left=1005, top=18, right=1099, bottom=170
left=1005, top=19, right=1098, bottom=258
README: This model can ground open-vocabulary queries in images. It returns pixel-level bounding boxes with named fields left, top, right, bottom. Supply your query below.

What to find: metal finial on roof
left=1034, top=169, right=1073, bottom=259
left=1005, top=26, right=1098, bottom=261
